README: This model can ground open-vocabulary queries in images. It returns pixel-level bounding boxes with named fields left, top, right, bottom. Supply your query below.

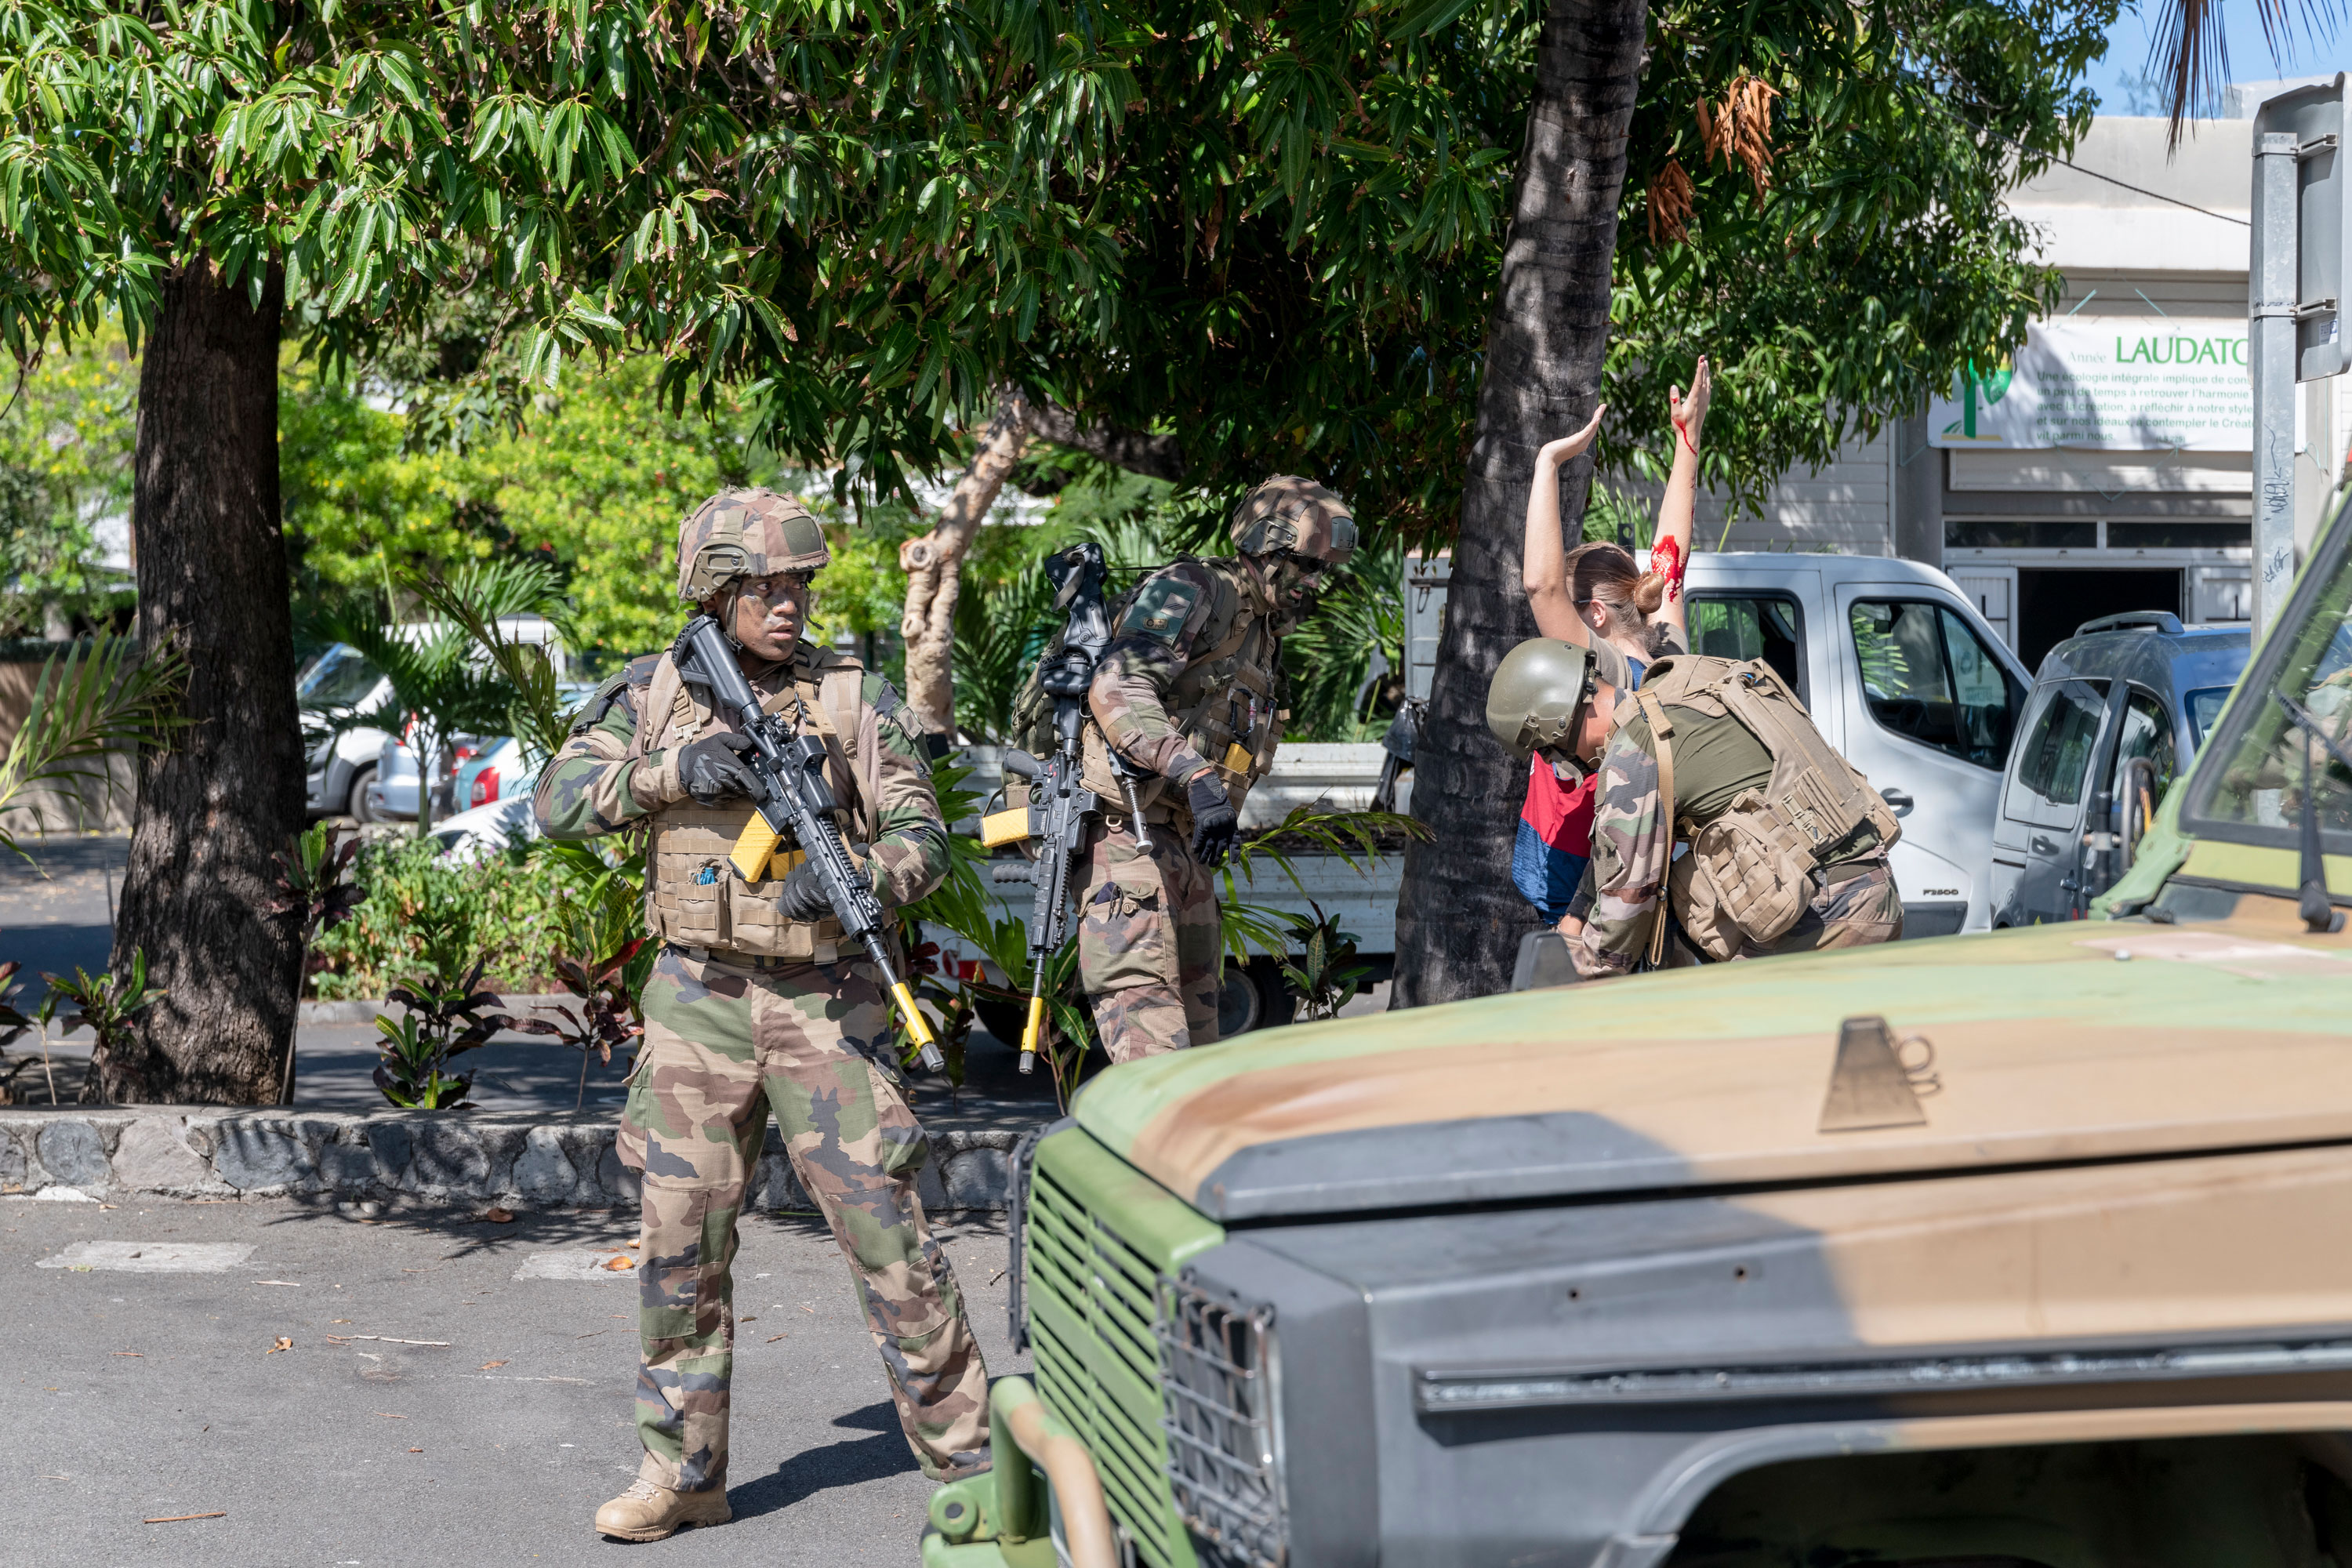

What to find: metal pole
left=2252, top=130, right=2303, bottom=635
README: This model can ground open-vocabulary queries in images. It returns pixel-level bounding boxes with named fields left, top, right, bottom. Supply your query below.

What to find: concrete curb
left=0, top=1109, right=1034, bottom=1213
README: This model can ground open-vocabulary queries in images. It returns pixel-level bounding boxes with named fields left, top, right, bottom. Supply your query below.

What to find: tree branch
left=1025, top=401, right=1188, bottom=483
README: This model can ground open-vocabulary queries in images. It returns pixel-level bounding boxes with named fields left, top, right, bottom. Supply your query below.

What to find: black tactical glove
left=1186, top=771, right=1239, bottom=869
left=679, top=731, right=760, bottom=806
left=778, top=859, right=835, bottom=923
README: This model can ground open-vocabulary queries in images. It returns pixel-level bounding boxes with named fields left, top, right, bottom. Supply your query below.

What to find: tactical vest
left=627, top=645, right=877, bottom=962
left=1623, top=655, right=1902, bottom=963
left=1075, top=557, right=1287, bottom=824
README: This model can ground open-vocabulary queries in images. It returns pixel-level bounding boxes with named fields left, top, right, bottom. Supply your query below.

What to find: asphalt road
left=0, top=1196, right=1027, bottom=1567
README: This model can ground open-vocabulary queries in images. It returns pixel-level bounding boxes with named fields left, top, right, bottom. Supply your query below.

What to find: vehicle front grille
left=1026, top=1160, right=1193, bottom=1568
left=1156, top=1278, right=1286, bottom=1568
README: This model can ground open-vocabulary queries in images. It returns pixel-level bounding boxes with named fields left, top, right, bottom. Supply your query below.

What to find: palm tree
left=1391, top=0, right=1649, bottom=1007
left=2149, top=0, right=2340, bottom=136
left=0, top=632, right=187, bottom=860
left=330, top=558, right=571, bottom=838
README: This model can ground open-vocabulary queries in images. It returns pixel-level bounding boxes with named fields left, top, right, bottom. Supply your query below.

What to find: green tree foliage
left=981, top=0, right=2116, bottom=530
left=0, top=323, right=136, bottom=636
left=0, top=0, right=1152, bottom=491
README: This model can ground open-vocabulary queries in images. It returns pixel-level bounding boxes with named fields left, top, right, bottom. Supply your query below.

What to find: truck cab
left=927, top=488, right=2352, bottom=1568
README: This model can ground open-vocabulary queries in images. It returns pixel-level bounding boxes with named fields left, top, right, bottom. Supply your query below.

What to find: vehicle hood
left=1072, top=903, right=2352, bottom=1221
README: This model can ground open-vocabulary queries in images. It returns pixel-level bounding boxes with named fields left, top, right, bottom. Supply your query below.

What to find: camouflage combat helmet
left=676, top=488, right=829, bottom=603
left=1486, top=637, right=1597, bottom=759
left=1230, top=476, right=1359, bottom=564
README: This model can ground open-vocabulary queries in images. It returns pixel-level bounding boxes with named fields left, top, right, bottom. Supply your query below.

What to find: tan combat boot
left=593, top=1478, right=731, bottom=1542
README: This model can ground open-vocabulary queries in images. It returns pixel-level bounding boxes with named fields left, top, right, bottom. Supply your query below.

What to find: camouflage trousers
left=1077, top=815, right=1221, bottom=1063
left=615, top=944, right=989, bottom=1493
left=1733, top=856, right=1905, bottom=957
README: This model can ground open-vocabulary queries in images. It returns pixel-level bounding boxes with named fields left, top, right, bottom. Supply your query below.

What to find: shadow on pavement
left=731, top=1401, right=921, bottom=1519
left=251, top=1194, right=637, bottom=1258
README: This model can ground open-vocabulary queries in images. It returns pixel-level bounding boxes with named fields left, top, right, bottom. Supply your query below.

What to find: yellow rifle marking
left=980, top=807, right=1033, bottom=848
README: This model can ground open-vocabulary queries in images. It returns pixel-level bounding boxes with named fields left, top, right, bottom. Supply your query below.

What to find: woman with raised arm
left=1511, top=359, right=1712, bottom=935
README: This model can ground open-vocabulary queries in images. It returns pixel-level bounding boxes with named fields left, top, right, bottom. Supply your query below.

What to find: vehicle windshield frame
left=2178, top=487, right=2352, bottom=860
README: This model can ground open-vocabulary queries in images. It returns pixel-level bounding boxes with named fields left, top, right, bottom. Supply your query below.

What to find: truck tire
left=346, top=764, right=380, bottom=825
left=1217, top=957, right=1297, bottom=1039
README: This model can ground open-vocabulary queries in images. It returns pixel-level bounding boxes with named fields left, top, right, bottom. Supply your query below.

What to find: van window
left=1850, top=599, right=2022, bottom=770
left=2005, top=679, right=2107, bottom=822
left=1687, top=595, right=1805, bottom=700
left=2183, top=686, right=2231, bottom=749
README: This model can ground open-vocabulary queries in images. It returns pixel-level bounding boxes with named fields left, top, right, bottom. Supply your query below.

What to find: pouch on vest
left=1667, top=789, right=1819, bottom=960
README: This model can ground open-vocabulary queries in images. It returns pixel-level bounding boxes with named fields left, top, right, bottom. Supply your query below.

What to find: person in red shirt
left=1512, top=359, right=1711, bottom=933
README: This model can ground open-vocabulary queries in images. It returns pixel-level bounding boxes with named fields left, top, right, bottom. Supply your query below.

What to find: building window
left=2103, top=521, right=2252, bottom=550
left=1945, top=521, right=2098, bottom=550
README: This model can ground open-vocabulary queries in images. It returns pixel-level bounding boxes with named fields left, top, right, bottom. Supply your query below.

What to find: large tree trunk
left=898, top=386, right=1033, bottom=735
left=94, top=263, right=303, bottom=1104
left=1390, top=0, right=1647, bottom=1008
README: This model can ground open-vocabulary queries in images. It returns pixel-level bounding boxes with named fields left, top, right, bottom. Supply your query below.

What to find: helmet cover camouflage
left=676, top=488, right=829, bottom=603
left=1486, top=637, right=1597, bottom=759
left=1229, top=476, right=1358, bottom=564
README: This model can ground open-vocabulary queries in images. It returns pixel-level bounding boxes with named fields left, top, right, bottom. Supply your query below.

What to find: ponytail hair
left=1566, top=542, right=1666, bottom=642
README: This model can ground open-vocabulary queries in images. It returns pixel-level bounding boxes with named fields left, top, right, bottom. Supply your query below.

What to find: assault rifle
left=985, top=543, right=1152, bottom=1074
left=672, top=615, right=946, bottom=1073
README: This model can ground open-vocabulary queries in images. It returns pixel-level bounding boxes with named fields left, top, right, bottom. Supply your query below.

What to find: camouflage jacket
left=1566, top=725, right=1676, bottom=979
left=535, top=642, right=949, bottom=913
left=1087, top=556, right=1285, bottom=803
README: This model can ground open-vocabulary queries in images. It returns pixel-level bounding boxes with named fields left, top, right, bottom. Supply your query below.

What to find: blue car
left=1989, top=610, right=2250, bottom=925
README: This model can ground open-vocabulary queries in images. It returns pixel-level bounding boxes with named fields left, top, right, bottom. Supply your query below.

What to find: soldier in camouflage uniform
left=1078, top=476, right=1356, bottom=1062
left=1486, top=637, right=1904, bottom=980
left=535, top=488, right=989, bottom=1544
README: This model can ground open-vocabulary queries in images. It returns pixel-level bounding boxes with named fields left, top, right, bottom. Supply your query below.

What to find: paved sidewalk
left=0, top=1196, right=1024, bottom=1565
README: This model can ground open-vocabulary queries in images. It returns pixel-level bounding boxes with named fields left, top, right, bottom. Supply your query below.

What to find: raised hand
left=1535, top=405, right=1606, bottom=470
left=1671, top=358, right=1711, bottom=452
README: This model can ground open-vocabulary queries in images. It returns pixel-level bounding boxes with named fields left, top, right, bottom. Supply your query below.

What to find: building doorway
left=2015, top=568, right=2181, bottom=671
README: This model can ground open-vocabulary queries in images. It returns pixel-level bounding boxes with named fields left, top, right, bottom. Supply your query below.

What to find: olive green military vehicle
left=925, top=491, right=2352, bottom=1568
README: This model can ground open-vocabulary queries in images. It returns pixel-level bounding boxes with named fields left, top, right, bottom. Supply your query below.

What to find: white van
left=297, top=617, right=568, bottom=822
left=1682, top=553, right=2030, bottom=936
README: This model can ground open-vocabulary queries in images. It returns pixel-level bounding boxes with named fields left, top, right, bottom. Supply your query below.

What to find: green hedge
left=309, top=837, right=597, bottom=1000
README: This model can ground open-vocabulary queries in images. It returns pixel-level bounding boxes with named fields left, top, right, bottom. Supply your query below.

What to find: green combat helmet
left=1230, top=476, right=1359, bottom=564
left=1486, top=637, right=1597, bottom=759
left=677, top=488, right=830, bottom=603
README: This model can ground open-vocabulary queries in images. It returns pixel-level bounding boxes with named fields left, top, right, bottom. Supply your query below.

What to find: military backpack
left=1624, top=655, right=1902, bottom=964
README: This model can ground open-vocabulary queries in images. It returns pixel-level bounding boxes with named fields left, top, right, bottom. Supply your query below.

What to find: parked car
left=297, top=618, right=569, bottom=822
left=455, top=735, right=531, bottom=812
left=431, top=790, right=539, bottom=862
left=365, top=729, right=496, bottom=823
left=297, top=643, right=390, bottom=822
left=1990, top=611, right=2250, bottom=926
left=931, top=487, right=2352, bottom=1568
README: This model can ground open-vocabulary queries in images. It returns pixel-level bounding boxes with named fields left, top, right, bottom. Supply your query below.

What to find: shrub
left=308, top=836, right=596, bottom=1000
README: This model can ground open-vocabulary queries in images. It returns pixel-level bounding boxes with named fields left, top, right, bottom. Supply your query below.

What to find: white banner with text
left=1929, top=318, right=2251, bottom=452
